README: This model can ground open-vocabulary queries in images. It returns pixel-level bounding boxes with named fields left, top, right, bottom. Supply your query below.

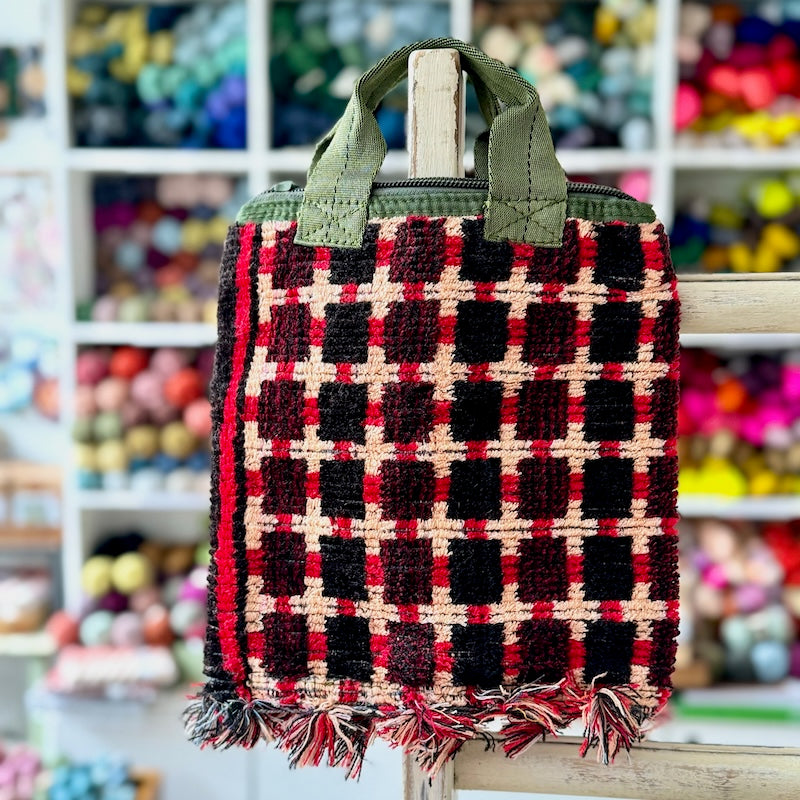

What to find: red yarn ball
left=183, top=397, right=212, bottom=438
left=164, top=367, right=204, bottom=409
left=109, top=346, right=150, bottom=380
left=76, top=350, right=110, bottom=385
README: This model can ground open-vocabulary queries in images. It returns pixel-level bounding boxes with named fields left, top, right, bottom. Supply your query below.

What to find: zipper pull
left=269, top=180, right=301, bottom=193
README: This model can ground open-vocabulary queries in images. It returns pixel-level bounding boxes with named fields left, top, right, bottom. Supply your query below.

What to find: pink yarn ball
left=91, top=295, right=120, bottom=323
left=130, top=369, right=165, bottom=411
left=75, top=385, right=97, bottom=418
left=703, top=563, right=728, bottom=590
left=129, top=585, right=162, bottom=614
left=618, top=171, right=651, bottom=203
left=110, top=611, right=144, bottom=647
left=119, top=399, right=149, bottom=429
left=783, top=367, right=800, bottom=402
left=200, top=175, right=234, bottom=207
left=149, top=402, right=180, bottom=425
left=76, top=351, right=110, bottom=385
left=94, top=377, right=129, bottom=412
left=179, top=566, right=209, bottom=603
left=184, top=397, right=212, bottom=438
left=790, top=641, right=800, bottom=678
left=675, top=83, right=702, bottom=130
left=150, top=347, right=191, bottom=377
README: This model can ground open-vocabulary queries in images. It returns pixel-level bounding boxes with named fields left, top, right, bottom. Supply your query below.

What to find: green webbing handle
left=295, top=37, right=567, bottom=249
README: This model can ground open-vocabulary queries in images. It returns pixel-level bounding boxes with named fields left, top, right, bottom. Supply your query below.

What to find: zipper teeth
left=281, top=178, right=637, bottom=202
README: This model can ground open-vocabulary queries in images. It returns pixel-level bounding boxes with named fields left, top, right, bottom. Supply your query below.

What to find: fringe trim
left=184, top=679, right=664, bottom=779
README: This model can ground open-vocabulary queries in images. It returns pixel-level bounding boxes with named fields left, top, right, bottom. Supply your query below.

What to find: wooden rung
left=453, top=738, right=800, bottom=800
left=679, top=274, right=800, bottom=334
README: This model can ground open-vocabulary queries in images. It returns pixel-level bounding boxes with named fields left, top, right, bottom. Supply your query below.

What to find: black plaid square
left=263, top=612, right=308, bottom=678
left=274, top=227, right=315, bottom=289
left=325, top=616, right=373, bottom=681
left=585, top=380, right=635, bottom=442
left=516, top=380, right=569, bottom=440
left=589, top=303, right=641, bottom=363
left=322, top=303, right=371, bottom=364
left=594, top=223, right=645, bottom=291
left=382, top=382, right=435, bottom=443
left=449, top=539, right=502, bottom=605
left=329, top=223, right=378, bottom=284
left=380, top=461, right=435, bottom=520
left=452, top=623, right=504, bottom=687
left=517, top=620, right=570, bottom=683
left=583, top=537, right=633, bottom=601
left=389, top=218, right=446, bottom=282
left=518, top=457, right=570, bottom=519
left=319, top=383, right=368, bottom=443
left=384, top=300, right=440, bottom=364
left=523, top=303, right=577, bottom=365
left=460, top=218, right=512, bottom=282
left=517, top=537, right=568, bottom=601
left=649, top=620, right=679, bottom=688
left=653, top=300, right=680, bottom=363
left=320, top=460, right=365, bottom=519
left=582, top=457, right=633, bottom=519
left=584, top=621, right=635, bottom=685
left=267, top=304, right=310, bottom=362
left=451, top=381, right=502, bottom=441
left=321, top=536, right=367, bottom=600
left=448, top=459, right=502, bottom=520
left=262, top=531, right=306, bottom=597
left=648, top=534, right=679, bottom=601
left=454, top=301, right=510, bottom=364
left=526, top=218, right=579, bottom=284
left=259, top=380, right=305, bottom=440
left=646, top=456, right=678, bottom=517
left=381, top=539, right=433, bottom=605
left=261, top=457, right=307, bottom=515
left=387, top=621, right=434, bottom=687
left=651, top=378, right=678, bottom=440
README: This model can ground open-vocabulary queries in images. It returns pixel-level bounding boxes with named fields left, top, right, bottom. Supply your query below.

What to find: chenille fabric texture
left=186, top=212, right=680, bottom=777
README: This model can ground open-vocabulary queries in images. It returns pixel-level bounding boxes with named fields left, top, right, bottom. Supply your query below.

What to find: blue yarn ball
left=151, top=216, right=183, bottom=255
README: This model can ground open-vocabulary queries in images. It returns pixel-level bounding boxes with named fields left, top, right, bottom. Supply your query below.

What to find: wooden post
left=408, top=49, right=465, bottom=178
left=403, top=46, right=463, bottom=800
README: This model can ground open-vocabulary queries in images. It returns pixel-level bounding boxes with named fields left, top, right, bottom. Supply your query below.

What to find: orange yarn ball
left=717, top=377, right=748, bottom=413
left=109, top=346, right=150, bottom=380
left=164, top=367, right=204, bottom=409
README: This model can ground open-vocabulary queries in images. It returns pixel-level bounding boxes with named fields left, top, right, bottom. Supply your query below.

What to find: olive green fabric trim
left=237, top=189, right=656, bottom=226
left=295, top=38, right=568, bottom=250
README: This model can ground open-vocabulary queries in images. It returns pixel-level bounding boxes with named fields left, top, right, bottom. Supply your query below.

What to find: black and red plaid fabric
left=189, top=212, right=680, bottom=775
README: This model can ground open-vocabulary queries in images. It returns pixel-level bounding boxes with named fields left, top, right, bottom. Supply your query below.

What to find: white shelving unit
left=3, top=1, right=800, bottom=798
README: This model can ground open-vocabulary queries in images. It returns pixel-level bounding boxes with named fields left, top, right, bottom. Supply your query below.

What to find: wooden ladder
left=403, top=48, right=800, bottom=800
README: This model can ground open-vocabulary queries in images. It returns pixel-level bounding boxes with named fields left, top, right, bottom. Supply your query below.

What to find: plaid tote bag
left=186, top=38, right=680, bottom=777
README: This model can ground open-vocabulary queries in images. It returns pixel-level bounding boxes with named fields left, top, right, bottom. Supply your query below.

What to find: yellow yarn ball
left=81, top=556, right=114, bottom=598
left=751, top=179, right=794, bottom=219
left=111, top=552, right=153, bottom=595
left=74, top=443, right=98, bottom=471
left=125, top=425, right=160, bottom=460
left=762, top=223, right=800, bottom=260
left=160, top=421, right=198, bottom=460
left=749, top=470, right=780, bottom=496
left=95, top=439, right=129, bottom=473
left=181, top=219, right=209, bottom=253
left=149, top=30, right=173, bottom=66
left=728, top=242, right=752, bottom=273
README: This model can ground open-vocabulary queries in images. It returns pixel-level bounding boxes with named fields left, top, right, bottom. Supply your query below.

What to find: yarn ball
left=751, top=640, right=790, bottom=683
left=164, top=367, right=204, bottom=408
left=111, top=552, right=154, bottom=595
left=72, top=417, right=94, bottom=443
left=129, top=467, right=164, bottom=492
left=75, top=385, right=98, bottom=418
left=97, top=590, right=128, bottom=613
left=164, top=467, right=197, bottom=492
left=110, top=611, right=145, bottom=647
left=109, top=346, right=150, bottom=380
left=102, top=470, right=130, bottom=491
left=95, top=439, right=128, bottom=473
left=129, top=585, right=162, bottom=614
left=76, top=351, right=110, bottom=385
left=130, top=370, right=165, bottom=410
left=161, top=544, right=196, bottom=576
left=751, top=179, right=794, bottom=219
left=160, top=420, right=198, bottom=460
left=674, top=83, right=702, bottom=129
left=150, top=347, right=190, bottom=376
left=183, top=397, right=212, bottom=438
left=45, top=610, right=80, bottom=648
left=179, top=566, right=209, bottom=603
left=169, top=599, right=205, bottom=637
left=79, top=610, right=114, bottom=647
left=119, top=399, right=148, bottom=428
left=149, top=401, right=180, bottom=426
left=117, top=295, right=151, bottom=323
left=125, top=425, right=160, bottom=460
left=142, top=604, right=174, bottom=646
left=91, top=295, right=120, bottom=323
left=93, top=411, right=123, bottom=441
left=81, top=556, right=114, bottom=598
left=94, top=377, right=129, bottom=412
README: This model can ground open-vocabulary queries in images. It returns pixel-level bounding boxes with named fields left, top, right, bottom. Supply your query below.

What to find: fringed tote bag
left=186, top=37, right=680, bottom=777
